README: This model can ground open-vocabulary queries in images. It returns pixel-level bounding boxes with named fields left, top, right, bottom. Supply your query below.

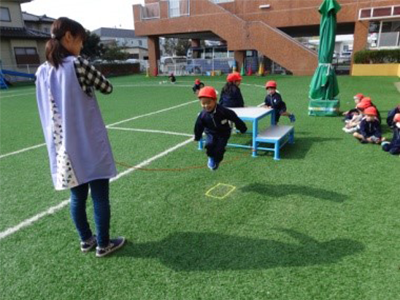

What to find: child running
left=263, top=80, right=295, bottom=124
left=192, top=78, right=204, bottom=95
left=219, top=72, right=245, bottom=108
left=35, top=17, right=125, bottom=258
left=194, top=86, right=247, bottom=170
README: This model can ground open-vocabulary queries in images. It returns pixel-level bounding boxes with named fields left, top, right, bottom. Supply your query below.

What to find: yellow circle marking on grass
left=205, top=183, right=237, bottom=199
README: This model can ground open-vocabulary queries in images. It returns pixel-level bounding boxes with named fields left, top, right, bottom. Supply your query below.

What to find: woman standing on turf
left=35, top=17, right=125, bottom=258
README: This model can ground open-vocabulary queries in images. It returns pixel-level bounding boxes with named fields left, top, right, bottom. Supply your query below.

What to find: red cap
left=195, top=79, right=201, bottom=85
left=227, top=72, right=242, bottom=82
left=353, top=93, right=364, bottom=100
left=394, top=113, right=400, bottom=123
left=356, top=97, right=372, bottom=109
left=265, top=80, right=277, bottom=89
left=364, top=106, right=378, bottom=117
left=198, top=86, right=217, bottom=100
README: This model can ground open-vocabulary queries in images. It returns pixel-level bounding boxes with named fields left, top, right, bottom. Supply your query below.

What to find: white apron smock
left=36, top=56, right=117, bottom=190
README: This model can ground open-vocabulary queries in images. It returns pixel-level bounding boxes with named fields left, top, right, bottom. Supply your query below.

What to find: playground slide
left=0, top=69, right=35, bottom=89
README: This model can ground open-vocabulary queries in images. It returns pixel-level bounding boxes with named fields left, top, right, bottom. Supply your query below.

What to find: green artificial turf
left=0, top=75, right=399, bottom=300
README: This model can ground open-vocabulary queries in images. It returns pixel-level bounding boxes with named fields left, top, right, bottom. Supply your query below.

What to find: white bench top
left=257, top=125, right=293, bottom=140
left=229, top=107, right=273, bottom=119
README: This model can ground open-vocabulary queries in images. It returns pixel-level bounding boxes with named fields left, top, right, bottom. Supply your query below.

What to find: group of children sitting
left=192, top=73, right=295, bottom=170
left=342, top=93, right=400, bottom=155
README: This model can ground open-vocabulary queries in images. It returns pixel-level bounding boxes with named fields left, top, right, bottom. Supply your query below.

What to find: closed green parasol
left=309, top=0, right=341, bottom=116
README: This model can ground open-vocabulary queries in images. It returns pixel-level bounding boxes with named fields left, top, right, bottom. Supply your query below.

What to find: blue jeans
left=70, top=179, right=110, bottom=248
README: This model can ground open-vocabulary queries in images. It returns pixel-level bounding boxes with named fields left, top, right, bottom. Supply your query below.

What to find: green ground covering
left=0, top=75, right=399, bottom=300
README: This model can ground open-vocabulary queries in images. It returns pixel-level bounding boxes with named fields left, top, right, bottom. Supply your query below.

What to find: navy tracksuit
left=194, top=104, right=247, bottom=163
left=358, top=118, right=382, bottom=139
left=383, top=127, right=400, bottom=155
left=264, top=92, right=287, bottom=124
left=387, top=107, right=400, bottom=128
left=219, top=85, right=245, bottom=108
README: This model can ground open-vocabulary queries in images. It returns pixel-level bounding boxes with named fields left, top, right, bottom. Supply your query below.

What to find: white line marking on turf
left=0, top=100, right=197, bottom=160
left=106, top=100, right=198, bottom=128
left=0, top=143, right=46, bottom=159
left=0, top=138, right=193, bottom=241
left=0, top=92, right=36, bottom=99
left=108, top=127, right=193, bottom=137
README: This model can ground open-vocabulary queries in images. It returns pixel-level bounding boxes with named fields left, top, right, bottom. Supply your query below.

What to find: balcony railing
left=141, top=2, right=160, bottom=20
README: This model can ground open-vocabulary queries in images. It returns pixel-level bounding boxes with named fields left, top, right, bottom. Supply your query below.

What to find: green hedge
left=354, top=49, right=400, bottom=64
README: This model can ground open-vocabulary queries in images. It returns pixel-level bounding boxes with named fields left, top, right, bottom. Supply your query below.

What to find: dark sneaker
left=207, top=157, right=216, bottom=170
left=213, top=160, right=220, bottom=171
left=96, top=237, right=126, bottom=258
left=360, top=138, right=368, bottom=144
left=80, top=235, right=97, bottom=253
left=289, top=114, right=296, bottom=123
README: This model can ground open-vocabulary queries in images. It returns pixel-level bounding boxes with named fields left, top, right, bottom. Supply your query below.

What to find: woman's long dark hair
left=45, top=17, right=87, bottom=68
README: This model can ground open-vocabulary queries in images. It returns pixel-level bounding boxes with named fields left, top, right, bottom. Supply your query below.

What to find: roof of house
left=22, top=12, right=55, bottom=23
left=0, top=27, right=50, bottom=39
left=92, top=27, right=142, bottom=39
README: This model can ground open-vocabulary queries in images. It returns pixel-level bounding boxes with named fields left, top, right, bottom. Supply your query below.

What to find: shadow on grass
left=120, top=229, right=364, bottom=271
left=241, top=183, right=347, bottom=203
left=280, top=136, right=344, bottom=160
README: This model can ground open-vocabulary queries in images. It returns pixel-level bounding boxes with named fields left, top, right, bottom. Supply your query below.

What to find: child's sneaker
left=289, top=114, right=296, bottom=123
left=207, top=157, right=216, bottom=170
left=80, top=235, right=97, bottom=253
left=96, top=237, right=126, bottom=258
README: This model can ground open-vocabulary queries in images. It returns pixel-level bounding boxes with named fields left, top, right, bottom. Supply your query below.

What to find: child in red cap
left=194, top=86, right=247, bottom=170
left=342, top=93, right=364, bottom=122
left=168, top=73, right=176, bottom=84
left=382, top=113, right=400, bottom=155
left=262, top=80, right=295, bottom=124
left=219, top=72, right=245, bottom=108
left=353, top=106, right=385, bottom=144
left=386, top=104, right=400, bottom=129
left=343, top=97, right=373, bottom=134
left=192, top=78, right=204, bottom=95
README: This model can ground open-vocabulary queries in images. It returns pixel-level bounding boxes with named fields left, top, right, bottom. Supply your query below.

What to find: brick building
left=132, top=0, right=400, bottom=76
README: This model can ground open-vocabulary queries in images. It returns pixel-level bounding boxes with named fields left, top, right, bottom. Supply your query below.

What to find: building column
left=351, top=20, right=369, bottom=72
left=148, top=36, right=160, bottom=76
left=234, top=51, right=246, bottom=72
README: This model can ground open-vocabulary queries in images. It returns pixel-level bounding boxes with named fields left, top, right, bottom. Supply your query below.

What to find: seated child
left=353, top=106, right=384, bottom=144
left=262, top=80, right=295, bottom=124
left=386, top=104, right=400, bottom=129
left=192, top=78, right=204, bottom=95
left=382, top=113, right=400, bottom=155
left=194, top=86, right=247, bottom=171
left=169, top=73, right=176, bottom=84
left=343, top=93, right=363, bottom=122
left=343, top=98, right=372, bottom=133
left=219, top=73, right=245, bottom=108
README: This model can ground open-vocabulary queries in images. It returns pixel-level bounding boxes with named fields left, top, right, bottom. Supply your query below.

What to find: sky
left=21, top=0, right=144, bottom=31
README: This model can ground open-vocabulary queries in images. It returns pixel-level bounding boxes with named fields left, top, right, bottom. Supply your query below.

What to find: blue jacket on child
left=219, top=85, right=245, bottom=108
left=359, top=118, right=382, bottom=138
left=387, top=106, right=400, bottom=128
left=264, top=92, right=287, bottom=124
left=194, top=104, right=247, bottom=141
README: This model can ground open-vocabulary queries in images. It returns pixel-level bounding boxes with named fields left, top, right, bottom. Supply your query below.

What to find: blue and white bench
left=254, top=125, right=294, bottom=160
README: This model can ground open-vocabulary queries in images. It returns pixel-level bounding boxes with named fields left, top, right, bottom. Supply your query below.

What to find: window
left=0, top=7, right=11, bottom=22
left=368, top=20, right=400, bottom=48
left=138, top=40, right=142, bottom=46
left=14, top=47, right=40, bottom=66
